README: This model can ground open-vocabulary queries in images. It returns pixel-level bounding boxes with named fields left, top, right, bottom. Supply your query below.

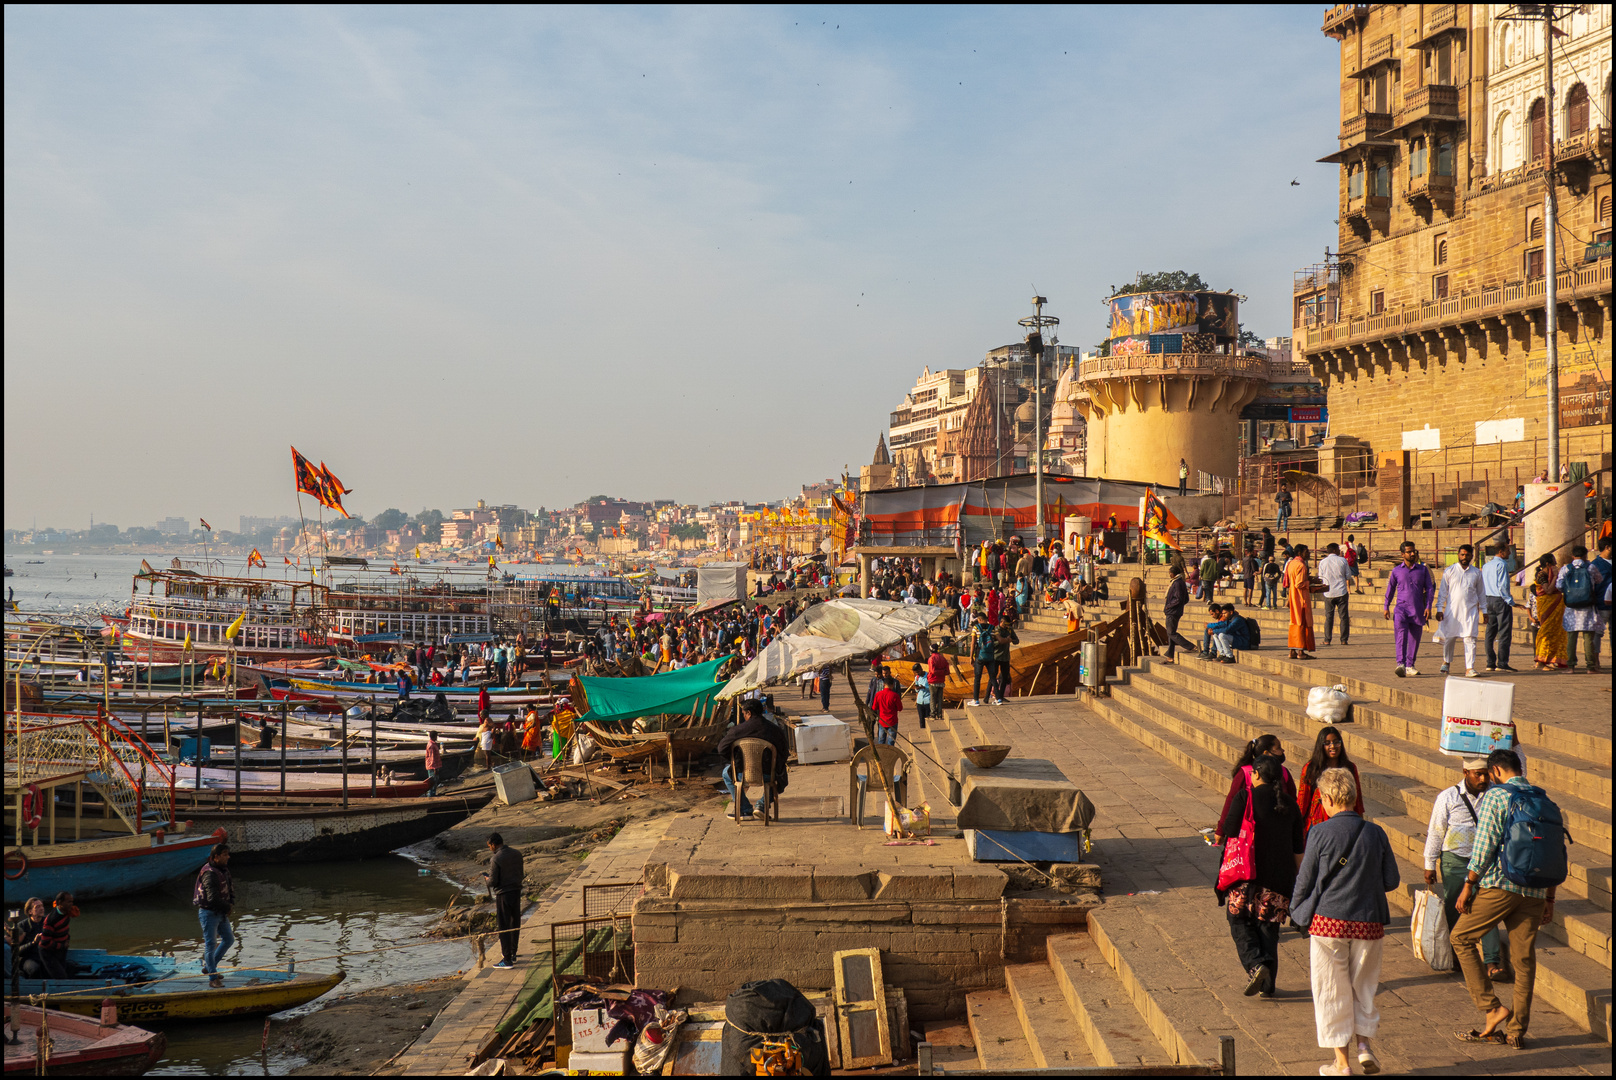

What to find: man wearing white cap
left=1423, top=757, right=1505, bottom=980
left=1435, top=544, right=1487, bottom=677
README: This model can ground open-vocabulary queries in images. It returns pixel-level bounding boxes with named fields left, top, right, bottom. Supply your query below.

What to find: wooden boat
left=176, top=790, right=495, bottom=862
left=892, top=629, right=1091, bottom=705
left=0, top=949, right=344, bottom=1022
left=268, top=674, right=558, bottom=707
left=1, top=1002, right=165, bottom=1076
left=4, top=828, right=228, bottom=902
left=581, top=721, right=727, bottom=763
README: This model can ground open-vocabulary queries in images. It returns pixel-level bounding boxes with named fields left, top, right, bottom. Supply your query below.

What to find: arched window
left=1566, top=83, right=1589, bottom=137
left=1529, top=98, right=1547, bottom=162
left=1529, top=216, right=1544, bottom=241
left=1495, top=110, right=1517, bottom=169
left=1435, top=236, right=1448, bottom=265
left=1497, top=24, right=1512, bottom=72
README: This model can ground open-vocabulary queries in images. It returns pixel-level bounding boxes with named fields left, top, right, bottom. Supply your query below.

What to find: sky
left=4, top=5, right=1341, bottom=532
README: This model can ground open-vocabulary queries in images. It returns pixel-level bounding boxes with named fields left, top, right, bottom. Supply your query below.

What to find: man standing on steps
left=1383, top=542, right=1435, bottom=677
left=1482, top=543, right=1518, bottom=673
left=1450, top=748, right=1557, bottom=1050
left=1435, top=544, right=1487, bottom=678
left=1317, top=543, right=1352, bottom=646
left=1276, top=484, right=1293, bottom=532
left=1423, top=758, right=1506, bottom=983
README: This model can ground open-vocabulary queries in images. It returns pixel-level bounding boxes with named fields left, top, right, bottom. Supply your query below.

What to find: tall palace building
left=1294, top=3, right=1610, bottom=502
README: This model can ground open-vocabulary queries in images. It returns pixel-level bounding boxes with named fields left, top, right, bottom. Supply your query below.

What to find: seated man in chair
left=717, top=699, right=790, bottom=818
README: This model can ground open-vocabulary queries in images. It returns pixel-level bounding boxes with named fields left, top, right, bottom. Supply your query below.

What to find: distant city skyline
left=5, top=6, right=1337, bottom=529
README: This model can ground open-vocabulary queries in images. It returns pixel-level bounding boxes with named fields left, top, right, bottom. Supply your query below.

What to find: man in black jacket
left=717, top=700, right=790, bottom=817
left=195, top=843, right=236, bottom=988
left=1163, top=564, right=1198, bottom=661
left=484, top=833, right=525, bottom=969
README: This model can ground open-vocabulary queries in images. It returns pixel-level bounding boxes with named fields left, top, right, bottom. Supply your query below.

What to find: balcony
left=1423, top=4, right=1457, bottom=39
left=1344, top=194, right=1392, bottom=238
left=1340, top=112, right=1393, bottom=145
left=1355, top=34, right=1397, bottom=73
left=1322, top=3, right=1369, bottom=37
left=1405, top=171, right=1456, bottom=212
left=1395, top=83, right=1459, bottom=127
left=1296, top=257, right=1612, bottom=354
left=1555, top=126, right=1610, bottom=192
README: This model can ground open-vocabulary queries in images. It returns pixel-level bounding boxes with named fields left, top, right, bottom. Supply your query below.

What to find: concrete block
left=953, top=866, right=1009, bottom=899
left=811, top=868, right=875, bottom=901
left=669, top=863, right=813, bottom=901
left=874, top=869, right=954, bottom=900
left=631, top=923, right=678, bottom=943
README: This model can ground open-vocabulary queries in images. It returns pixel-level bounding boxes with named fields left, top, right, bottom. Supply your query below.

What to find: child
left=1241, top=547, right=1258, bottom=606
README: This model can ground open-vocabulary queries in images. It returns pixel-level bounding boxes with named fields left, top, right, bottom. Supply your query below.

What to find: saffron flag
left=317, top=462, right=352, bottom=519
left=1141, top=488, right=1178, bottom=550
left=200, top=519, right=212, bottom=531
left=391, top=563, right=401, bottom=575
left=414, top=546, right=421, bottom=559
left=488, top=555, right=498, bottom=568
left=248, top=548, right=266, bottom=568
left=495, top=535, right=505, bottom=549
left=291, top=447, right=325, bottom=502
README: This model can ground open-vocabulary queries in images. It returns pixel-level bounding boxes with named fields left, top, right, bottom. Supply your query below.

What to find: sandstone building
left=1295, top=3, right=1611, bottom=492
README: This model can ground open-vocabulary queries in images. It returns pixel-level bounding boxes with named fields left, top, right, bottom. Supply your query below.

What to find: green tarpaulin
left=576, top=656, right=728, bottom=723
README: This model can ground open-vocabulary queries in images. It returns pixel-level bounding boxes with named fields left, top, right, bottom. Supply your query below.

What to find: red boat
left=2, top=1002, right=166, bottom=1076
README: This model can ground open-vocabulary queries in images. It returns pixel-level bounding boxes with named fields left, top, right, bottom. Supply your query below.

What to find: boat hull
left=7, top=829, right=227, bottom=901
left=180, top=793, right=492, bottom=863
left=1, top=1004, right=166, bottom=1076
left=9, top=968, right=345, bottom=1023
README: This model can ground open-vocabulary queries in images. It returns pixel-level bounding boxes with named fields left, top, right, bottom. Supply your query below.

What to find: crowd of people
left=1213, top=729, right=1564, bottom=1069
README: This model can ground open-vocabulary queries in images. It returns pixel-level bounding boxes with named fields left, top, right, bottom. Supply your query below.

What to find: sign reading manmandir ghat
left=1524, top=345, right=1610, bottom=429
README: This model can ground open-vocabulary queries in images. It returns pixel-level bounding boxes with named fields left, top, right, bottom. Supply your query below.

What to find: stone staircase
left=1077, top=645, right=1613, bottom=1043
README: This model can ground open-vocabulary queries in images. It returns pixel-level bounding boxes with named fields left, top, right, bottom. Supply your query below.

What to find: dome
left=1015, top=400, right=1037, bottom=423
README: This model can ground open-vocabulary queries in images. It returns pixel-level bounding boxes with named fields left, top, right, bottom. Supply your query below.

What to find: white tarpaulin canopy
left=717, top=599, right=949, bottom=699
left=696, top=562, right=748, bottom=606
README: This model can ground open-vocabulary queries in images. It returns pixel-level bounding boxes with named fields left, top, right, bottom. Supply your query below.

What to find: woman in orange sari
left=1285, top=544, right=1318, bottom=659
left=1531, top=558, right=1568, bottom=670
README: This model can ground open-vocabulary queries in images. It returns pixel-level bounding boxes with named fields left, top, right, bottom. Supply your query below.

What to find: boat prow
left=1, top=1001, right=166, bottom=1076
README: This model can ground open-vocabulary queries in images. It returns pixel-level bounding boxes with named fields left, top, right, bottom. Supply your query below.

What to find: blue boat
left=4, top=827, right=226, bottom=901
left=0, top=947, right=344, bottom=1022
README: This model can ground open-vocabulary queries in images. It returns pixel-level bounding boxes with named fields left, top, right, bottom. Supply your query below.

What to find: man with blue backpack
left=1555, top=544, right=1605, bottom=674
left=1449, top=747, right=1566, bottom=1050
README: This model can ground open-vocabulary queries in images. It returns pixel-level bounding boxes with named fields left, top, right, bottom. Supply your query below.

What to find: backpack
left=1242, top=616, right=1262, bottom=648
left=1355, top=543, right=1368, bottom=565
left=1561, top=563, right=1594, bottom=609
left=1498, top=784, right=1570, bottom=889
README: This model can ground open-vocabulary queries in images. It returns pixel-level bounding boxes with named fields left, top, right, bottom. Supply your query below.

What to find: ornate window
left=1410, top=138, right=1428, bottom=177
left=1566, top=83, right=1589, bottom=137
left=1529, top=98, right=1547, bottom=162
left=1436, top=138, right=1455, bottom=176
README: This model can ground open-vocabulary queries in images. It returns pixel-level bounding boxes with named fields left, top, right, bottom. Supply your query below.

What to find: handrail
left=1470, top=465, right=1611, bottom=554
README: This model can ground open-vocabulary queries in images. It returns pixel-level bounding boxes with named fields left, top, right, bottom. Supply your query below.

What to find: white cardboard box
left=567, top=1047, right=630, bottom=1074
left=570, top=1007, right=616, bottom=1054
left=1438, top=677, right=1516, bottom=757
left=793, top=715, right=851, bottom=765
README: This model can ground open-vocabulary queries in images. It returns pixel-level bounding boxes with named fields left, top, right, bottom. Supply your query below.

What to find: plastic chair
left=848, top=744, right=909, bottom=828
left=730, top=738, right=778, bottom=826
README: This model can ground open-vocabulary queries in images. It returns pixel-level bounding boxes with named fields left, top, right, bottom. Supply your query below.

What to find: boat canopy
left=575, top=656, right=729, bottom=723
left=718, top=599, right=950, bottom=699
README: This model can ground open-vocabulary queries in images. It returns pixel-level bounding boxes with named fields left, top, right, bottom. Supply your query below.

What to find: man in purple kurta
left=1383, top=542, right=1435, bottom=676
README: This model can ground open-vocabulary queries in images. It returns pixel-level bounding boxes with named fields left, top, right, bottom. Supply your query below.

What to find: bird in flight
left=1290, top=178, right=1300, bottom=186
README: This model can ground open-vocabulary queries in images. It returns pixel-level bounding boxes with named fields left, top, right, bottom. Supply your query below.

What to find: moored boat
left=1, top=1002, right=166, bottom=1076
left=0, top=949, right=344, bottom=1023
left=4, top=828, right=228, bottom=902
left=178, top=790, right=494, bottom=862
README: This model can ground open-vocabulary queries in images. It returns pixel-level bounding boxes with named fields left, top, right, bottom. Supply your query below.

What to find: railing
left=4, top=713, right=176, bottom=837
left=1340, top=112, right=1393, bottom=142
left=1425, top=3, right=1457, bottom=35
left=1398, top=83, right=1459, bottom=121
left=1362, top=34, right=1396, bottom=68
left=1294, top=265, right=1340, bottom=294
left=1301, top=258, right=1612, bottom=351
left=1322, top=3, right=1369, bottom=34
left=1078, top=352, right=1269, bottom=382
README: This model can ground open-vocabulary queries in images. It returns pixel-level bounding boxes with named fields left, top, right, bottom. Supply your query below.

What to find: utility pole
left=1019, top=296, right=1060, bottom=547
left=1498, top=4, right=1571, bottom=478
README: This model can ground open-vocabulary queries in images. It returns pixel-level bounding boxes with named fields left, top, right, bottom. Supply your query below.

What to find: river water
left=5, top=550, right=477, bottom=1074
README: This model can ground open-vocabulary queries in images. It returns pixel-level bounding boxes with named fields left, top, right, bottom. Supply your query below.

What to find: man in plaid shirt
left=1450, top=748, right=1557, bottom=1048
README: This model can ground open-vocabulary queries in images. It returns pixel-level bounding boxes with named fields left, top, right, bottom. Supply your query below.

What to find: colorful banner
left=861, top=475, right=1183, bottom=549
left=1107, top=291, right=1240, bottom=352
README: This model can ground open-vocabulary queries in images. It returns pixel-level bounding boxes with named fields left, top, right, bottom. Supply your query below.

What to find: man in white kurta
left=1434, top=544, right=1487, bottom=676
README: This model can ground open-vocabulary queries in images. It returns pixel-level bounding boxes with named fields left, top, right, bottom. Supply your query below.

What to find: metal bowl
left=962, top=744, right=1011, bottom=769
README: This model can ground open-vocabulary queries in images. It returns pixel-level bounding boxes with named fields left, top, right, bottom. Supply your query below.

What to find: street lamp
left=1019, top=297, right=1060, bottom=547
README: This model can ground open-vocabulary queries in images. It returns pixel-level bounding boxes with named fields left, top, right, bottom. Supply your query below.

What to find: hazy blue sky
left=5, top=5, right=1339, bottom=531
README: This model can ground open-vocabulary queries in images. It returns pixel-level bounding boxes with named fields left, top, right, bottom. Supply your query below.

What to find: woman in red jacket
left=1295, top=726, right=1364, bottom=836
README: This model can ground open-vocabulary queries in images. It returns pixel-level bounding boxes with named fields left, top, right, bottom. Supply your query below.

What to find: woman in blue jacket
left=1290, top=768, right=1399, bottom=1076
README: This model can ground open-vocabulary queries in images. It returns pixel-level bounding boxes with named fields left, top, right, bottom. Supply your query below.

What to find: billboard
left=1106, top=291, right=1240, bottom=353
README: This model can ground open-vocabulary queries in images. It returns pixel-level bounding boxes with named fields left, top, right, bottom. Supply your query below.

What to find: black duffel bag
left=719, top=978, right=831, bottom=1076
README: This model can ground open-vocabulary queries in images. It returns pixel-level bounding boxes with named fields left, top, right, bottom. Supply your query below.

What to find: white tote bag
left=1411, top=889, right=1456, bottom=972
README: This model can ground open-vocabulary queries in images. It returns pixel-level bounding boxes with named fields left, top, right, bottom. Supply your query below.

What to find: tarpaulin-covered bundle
left=575, top=656, right=729, bottom=722
left=718, top=599, right=948, bottom=699
left=861, top=474, right=1183, bottom=549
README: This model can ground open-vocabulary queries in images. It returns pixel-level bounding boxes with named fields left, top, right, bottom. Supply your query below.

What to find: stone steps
left=1044, top=933, right=1173, bottom=1068
left=964, top=989, right=1037, bottom=1071
left=1083, top=668, right=1613, bottom=1038
left=1002, top=962, right=1098, bottom=1069
left=1118, top=658, right=1610, bottom=969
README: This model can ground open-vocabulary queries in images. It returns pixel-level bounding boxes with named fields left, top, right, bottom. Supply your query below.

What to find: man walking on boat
left=194, top=843, right=236, bottom=989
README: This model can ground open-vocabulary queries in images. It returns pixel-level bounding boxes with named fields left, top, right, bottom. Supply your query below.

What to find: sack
left=632, top=1007, right=687, bottom=1075
left=1411, top=890, right=1455, bottom=972
left=1306, top=685, right=1351, bottom=724
left=1499, top=785, right=1570, bottom=889
left=1242, top=616, right=1262, bottom=648
left=1216, top=770, right=1256, bottom=892
left=1562, top=564, right=1594, bottom=608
